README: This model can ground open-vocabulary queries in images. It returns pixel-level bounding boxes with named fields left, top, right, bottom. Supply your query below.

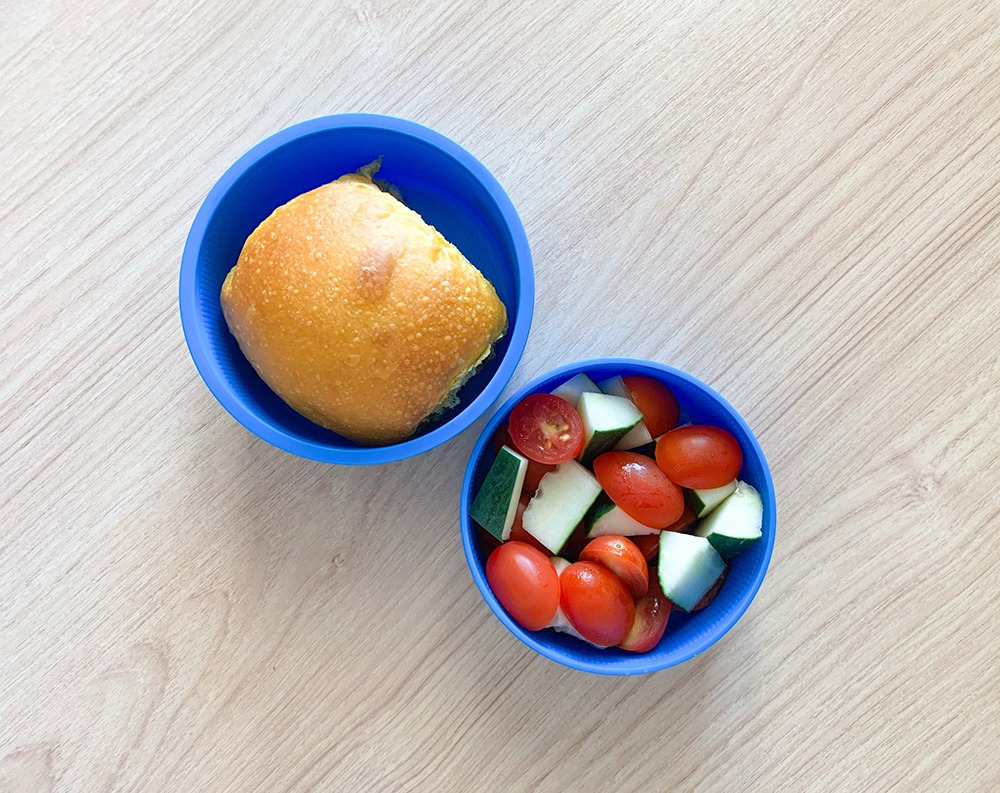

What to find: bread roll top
left=221, top=172, right=507, bottom=445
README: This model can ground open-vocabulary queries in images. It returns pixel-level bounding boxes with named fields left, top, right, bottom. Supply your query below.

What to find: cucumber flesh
left=687, top=480, right=738, bottom=517
left=585, top=493, right=659, bottom=537
left=576, top=391, right=643, bottom=466
left=469, top=446, right=528, bottom=541
left=596, top=375, right=630, bottom=399
left=522, top=460, right=602, bottom=554
left=658, top=532, right=725, bottom=613
left=695, top=480, right=763, bottom=560
left=551, top=373, right=601, bottom=407
left=597, top=376, right=654, bottom=451
left=615, top=421, right=653, bottom=452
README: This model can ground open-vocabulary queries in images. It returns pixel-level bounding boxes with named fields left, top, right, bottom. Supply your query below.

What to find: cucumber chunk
left=615, top=422, right=653, bottom=453
left=695, top=480, right=763, bottom=560
left=576, top=391, right=643, bottom=466
left=658, top=532, right=726, bottom=613
left=597, top=376, right=654, bottom=451
left=522, top=460, right=602, bottom=554
left=551, top=373, right=601, bottom=407
left=585, top=493, right=659, bottom=537
left=686, top=480, right=738, bottom=517
left=624, top=434, right=660, bottom=458
left=469, top=445, right=528, bottom=541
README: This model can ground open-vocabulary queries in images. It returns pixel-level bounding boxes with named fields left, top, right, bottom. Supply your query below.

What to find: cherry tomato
left=508, top=394, right=584, bottom=465
left=579, top=536, right=649, bottom=599
left=664, top=505, right=697, bottom=533
left=655, top=425, right=742, bottom=489
left=486, top=542, right=560, bottom=631
left=692, top=566, right=728, bottom=611
left=508, top=497, right=549, bottom=555
left=619, top=574, right=671, bottom=652
left=632, top=533, right=660, bottom=562
left=622, top=376, right=680, bottom=437
left=522, top=459, right=556, bottom=496
left=593, top=452, right=684, bottom=529
left=559, top=561, right=635, bottom=646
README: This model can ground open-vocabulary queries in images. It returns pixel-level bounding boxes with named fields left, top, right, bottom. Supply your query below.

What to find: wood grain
left=2, top=0, right=999, bottom=790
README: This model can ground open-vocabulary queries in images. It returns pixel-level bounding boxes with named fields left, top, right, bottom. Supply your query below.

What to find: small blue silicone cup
left=179, top=114, right=533, bottom=465
left=460, top=358, right=776, bottom=675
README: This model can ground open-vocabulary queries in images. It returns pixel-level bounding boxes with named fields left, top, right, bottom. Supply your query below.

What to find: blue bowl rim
left=460, top=357, right=777, bottom=675
left=179, top=113, right=534, bottom=465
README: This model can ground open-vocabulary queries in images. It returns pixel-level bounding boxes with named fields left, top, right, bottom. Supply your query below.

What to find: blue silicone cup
left=179, top=114, right=533, bottom=465
left=460, top=358, right=776, bottom=675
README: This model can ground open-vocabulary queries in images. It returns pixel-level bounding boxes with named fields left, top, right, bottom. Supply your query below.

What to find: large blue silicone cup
left=460, top=359, right=776, bottom=675
left=179, top=114, right=533, bottom=465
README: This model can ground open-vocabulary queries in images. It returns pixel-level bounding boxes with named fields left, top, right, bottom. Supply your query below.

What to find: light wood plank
left=2, top=1, right=998, bottom=790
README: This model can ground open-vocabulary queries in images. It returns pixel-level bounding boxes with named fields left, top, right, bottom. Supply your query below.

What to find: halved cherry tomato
left=486, top=542, right=560, bottom=631
left=579, top=536, right=649, bottom=599
left=559, top=561, right=635, bottom=646
left=622, top=376, right=680, bottom=437
left=664, top=505, right=698, bottom=533
left=692, top=566, right=728, bottom=611
left=593, top=452, right=684, bottom=529
left=619, top=574, right=671, bottom=652
left=655, top=425, right=742, bottom=489
left=632, top=533, right=660, bottom=562
left=508, top=394, right=584, bottom=465
left=508, top=497, right=549, bottom=555
left=522, top=459, right=556, bottom=496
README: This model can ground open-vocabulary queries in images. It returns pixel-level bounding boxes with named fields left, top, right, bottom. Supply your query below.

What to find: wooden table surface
left=3, top=1, right=999, bottom=790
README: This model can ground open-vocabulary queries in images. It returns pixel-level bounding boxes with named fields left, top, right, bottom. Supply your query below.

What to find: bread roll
left=220, top=169, right=507, bottom=445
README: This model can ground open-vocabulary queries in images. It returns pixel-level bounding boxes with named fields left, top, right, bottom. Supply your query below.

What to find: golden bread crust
left=220, top=173, right=507, bottom=445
